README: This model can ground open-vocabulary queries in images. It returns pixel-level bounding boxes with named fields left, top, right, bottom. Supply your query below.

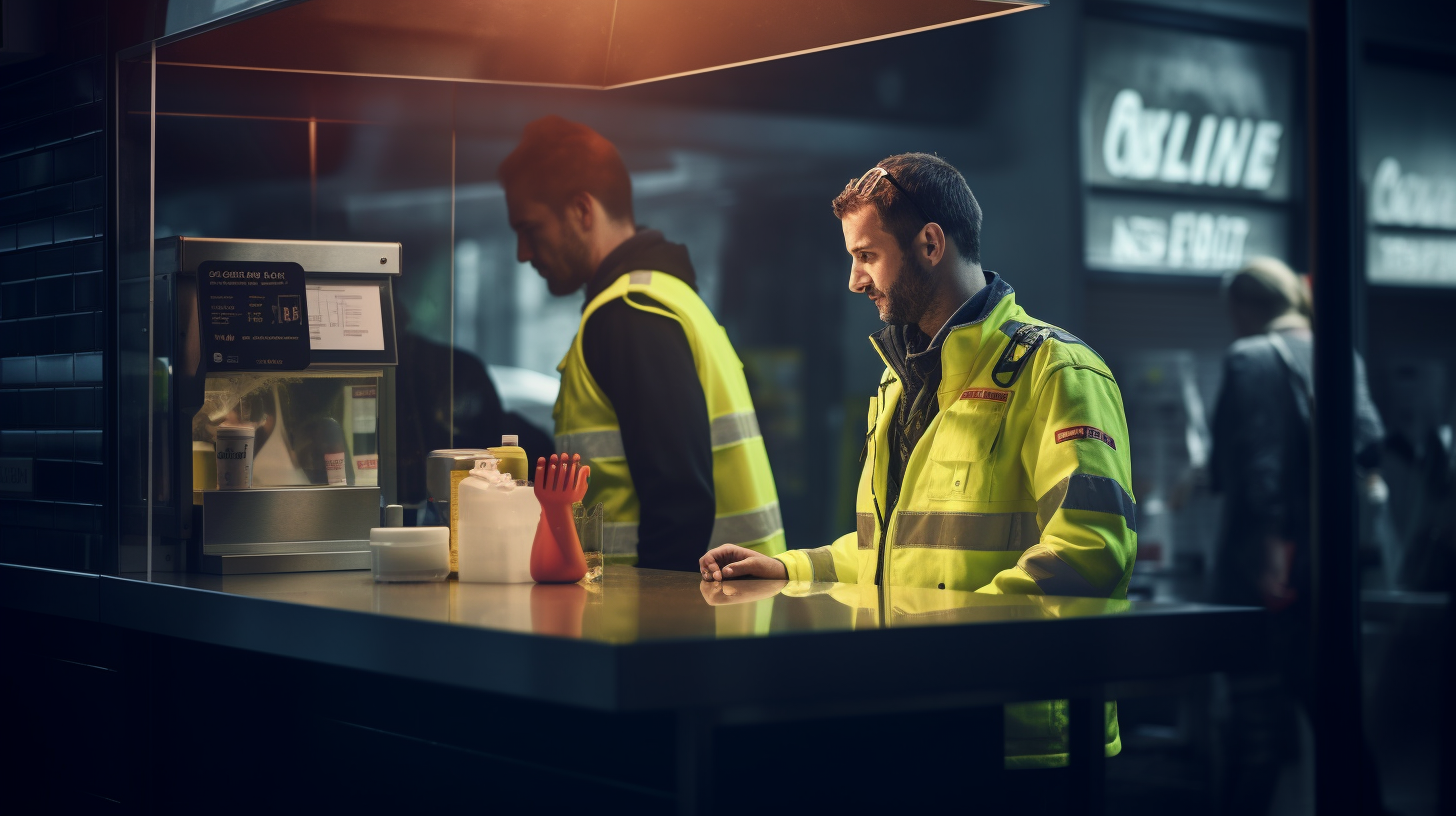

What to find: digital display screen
left=307, top=283, right=386, bottom=351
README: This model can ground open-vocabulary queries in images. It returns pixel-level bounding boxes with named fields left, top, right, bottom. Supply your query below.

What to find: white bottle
left=456, top=457, right=540, bottom=583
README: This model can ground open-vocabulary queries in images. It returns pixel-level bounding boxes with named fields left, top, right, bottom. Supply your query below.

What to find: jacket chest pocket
left=926, top=398, right=1008, bottom=500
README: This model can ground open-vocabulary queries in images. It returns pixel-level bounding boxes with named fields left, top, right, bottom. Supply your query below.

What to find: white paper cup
left=215, top=425, right=255, bottom=490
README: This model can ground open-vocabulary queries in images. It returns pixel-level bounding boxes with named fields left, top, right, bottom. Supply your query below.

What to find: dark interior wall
left=1358, top=0, right=1456, bottom=57
left=0, top=0, right=109, bottom=571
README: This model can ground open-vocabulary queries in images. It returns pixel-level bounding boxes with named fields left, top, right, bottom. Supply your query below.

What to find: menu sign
left=197, top=260, right=311, bottom=371
left=1082, top=19, right=1295, bottom=275
left=1085, top=193, right=1288, bottom=273
left=1363, top=65, right=1456, bottom=286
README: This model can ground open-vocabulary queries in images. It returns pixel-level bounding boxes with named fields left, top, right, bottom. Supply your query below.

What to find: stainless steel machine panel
left=158, top=237, right=401, bottom=276
left=198, top=486, right=379, bottom=548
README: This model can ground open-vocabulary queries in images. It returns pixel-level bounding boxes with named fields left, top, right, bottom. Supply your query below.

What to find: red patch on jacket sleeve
left=1055, top=425, right=1116, bottom=449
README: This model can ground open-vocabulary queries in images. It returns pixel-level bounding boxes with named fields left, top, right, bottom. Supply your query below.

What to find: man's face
left=505, top=189, right=594, bottom=296
left=841, top=206, right=935, bottom=325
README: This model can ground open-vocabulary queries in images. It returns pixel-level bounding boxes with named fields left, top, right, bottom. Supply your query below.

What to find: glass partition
left=116, top=44, right=159, bottom=573
left=1356, top=56, right=1456, bottom=816
left=120, top=4, right=1123, bottom=568
left=121, top=0, right=1323, bottom=585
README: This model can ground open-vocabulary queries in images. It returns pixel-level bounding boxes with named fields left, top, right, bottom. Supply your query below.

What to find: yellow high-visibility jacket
left=554, top=270, right=786, bottom=561
left=776, top=280, right=1137, bottom=768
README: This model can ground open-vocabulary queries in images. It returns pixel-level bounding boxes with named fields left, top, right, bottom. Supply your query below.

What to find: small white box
left=371, top=527, right=450, bottom=582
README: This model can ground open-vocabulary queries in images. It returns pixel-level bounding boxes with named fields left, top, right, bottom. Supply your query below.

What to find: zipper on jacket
left=872, top=377, right=894, bottom=587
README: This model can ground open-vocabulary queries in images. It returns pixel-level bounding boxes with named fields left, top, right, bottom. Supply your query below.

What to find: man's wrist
left=771, top=558, right=789, bottom=580
left=771, top=551, right=802, bottom=581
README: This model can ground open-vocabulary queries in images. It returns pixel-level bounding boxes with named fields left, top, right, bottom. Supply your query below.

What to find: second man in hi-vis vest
left=701, top=153, right=1138, bottom=770
left=499, top=116, right=785, bottom=570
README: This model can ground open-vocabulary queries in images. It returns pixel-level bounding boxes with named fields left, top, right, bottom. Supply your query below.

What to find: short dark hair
left=831, top=153, right=982, bottom=265
left=498, top=116, right=634, bottom=222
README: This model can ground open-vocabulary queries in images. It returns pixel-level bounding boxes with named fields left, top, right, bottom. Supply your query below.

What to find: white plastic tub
left=456, top=459, right=540, bottom=583
left=370, top=527, right=450, bottom=582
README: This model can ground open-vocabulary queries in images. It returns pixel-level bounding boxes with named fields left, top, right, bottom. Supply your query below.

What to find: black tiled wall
left=0, top=2, right=108, bottom=570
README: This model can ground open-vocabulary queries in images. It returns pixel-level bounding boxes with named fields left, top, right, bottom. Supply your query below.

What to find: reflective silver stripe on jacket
left=891, top=510, right=1040, bottom=551
left=555, top=429, right=626, bottom=461
left=556, top=411, right=761, bottom=461
left=709, top=502, right=783, bottom=547
left=710, top=410, right=763, bottom=449
left=1037, top=473, right=1137, bottom=533
left=604, top=522, right=639, bottom=555
left=856, top=512, right=875, bottom=550
left=602, top=504, right=781, bottom=557
left=805, top=546, right=838, bottom=583
left=1017, top=543, right=1106, bottom=597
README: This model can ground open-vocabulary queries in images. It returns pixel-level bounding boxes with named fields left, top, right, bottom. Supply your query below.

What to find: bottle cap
left=501, top=434, right=519, bottom=447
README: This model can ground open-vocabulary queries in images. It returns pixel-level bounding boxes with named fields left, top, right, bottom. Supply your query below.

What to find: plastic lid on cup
left=216, top=423, right=255, bottom=438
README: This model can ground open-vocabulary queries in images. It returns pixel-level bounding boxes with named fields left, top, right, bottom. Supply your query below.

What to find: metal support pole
left=676, top=708, right=715, bottom=816
left=1068, top=688, right=1107, bottom=816
left=1308, top=1, right=1363, bottom=813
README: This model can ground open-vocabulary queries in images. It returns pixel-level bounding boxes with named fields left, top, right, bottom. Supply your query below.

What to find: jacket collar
left=583, top=228, right=697, bottom=304
left=869, top=272, right=1014, bottom=379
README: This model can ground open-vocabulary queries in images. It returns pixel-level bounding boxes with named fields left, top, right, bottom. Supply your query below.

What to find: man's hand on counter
left=699, top=544, right=789, bottom=582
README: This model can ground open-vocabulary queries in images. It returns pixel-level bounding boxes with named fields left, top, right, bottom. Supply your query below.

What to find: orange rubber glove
left=530, top=454, right=591, bottom=583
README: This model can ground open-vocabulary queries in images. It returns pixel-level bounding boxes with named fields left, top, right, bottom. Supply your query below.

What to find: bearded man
left=702, top=153, right=1139, bottom=777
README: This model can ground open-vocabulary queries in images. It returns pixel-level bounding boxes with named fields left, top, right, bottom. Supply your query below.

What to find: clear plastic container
left=371, top=527, right=450, bottom=582
left=457, top=458, right=540, bottom=583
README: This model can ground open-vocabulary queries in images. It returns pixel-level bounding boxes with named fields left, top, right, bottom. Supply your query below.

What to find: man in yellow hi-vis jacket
left=701, top=153, right=1136, bottom=770
left=500, top=116, right=784, bottom=571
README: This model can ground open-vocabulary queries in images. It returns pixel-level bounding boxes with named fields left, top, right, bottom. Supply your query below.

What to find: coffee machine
left=153, top=237, right=401, bottom=574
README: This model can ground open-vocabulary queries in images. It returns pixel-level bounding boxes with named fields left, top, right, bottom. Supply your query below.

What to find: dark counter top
left=1, top=563, right=1263, bottom=712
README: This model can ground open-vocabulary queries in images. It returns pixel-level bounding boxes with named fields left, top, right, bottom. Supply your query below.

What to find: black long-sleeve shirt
left=581, top=230, right=716, bottom=571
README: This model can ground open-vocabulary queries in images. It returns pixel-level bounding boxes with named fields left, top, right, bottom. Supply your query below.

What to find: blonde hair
left=1223, top=256, right=1311, bottom=326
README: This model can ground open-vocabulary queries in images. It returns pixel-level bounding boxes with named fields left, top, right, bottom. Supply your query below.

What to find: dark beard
left=878, top=251, right=937, bottom=325
left=542, top=228, right=596, bottom=296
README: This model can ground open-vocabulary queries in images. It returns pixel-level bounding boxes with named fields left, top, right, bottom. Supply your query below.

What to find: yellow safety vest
left=554, top=270, right=786, bottom=561
left=776, top=284, right=1137, bottom=768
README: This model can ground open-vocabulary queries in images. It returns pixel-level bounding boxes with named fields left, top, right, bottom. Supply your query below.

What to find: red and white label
left=959, top=388, right=1010, bottom=403
left=325, top=452, right=347, bottom=484
left=354, top=456, right=378, bottom=470
left=1055, top=425, right=1117, bottom=449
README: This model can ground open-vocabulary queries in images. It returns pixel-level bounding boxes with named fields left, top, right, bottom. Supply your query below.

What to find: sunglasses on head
left=846, top=166, right=933, bottom=225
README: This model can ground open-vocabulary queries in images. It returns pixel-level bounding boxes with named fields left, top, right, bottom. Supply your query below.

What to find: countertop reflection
left=130, top=565, right=1227, bottom=645
left=2, top=561, right=1262, bottom=710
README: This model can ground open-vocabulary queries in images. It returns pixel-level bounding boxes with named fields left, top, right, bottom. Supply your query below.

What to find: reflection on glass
left=190, top=371, right=382, bottom=491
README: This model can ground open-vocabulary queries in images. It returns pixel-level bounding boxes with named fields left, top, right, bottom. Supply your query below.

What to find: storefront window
left=1358, top=58, right=1456, bottom=814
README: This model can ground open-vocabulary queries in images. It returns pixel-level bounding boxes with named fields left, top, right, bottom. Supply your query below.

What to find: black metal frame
left=1308, top=2, right=1363, bottom=812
